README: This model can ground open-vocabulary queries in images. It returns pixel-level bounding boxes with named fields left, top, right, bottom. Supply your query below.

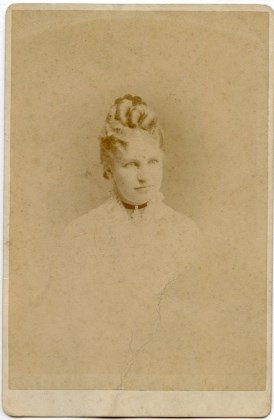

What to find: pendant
left=132, top=207, right=142, bottom=224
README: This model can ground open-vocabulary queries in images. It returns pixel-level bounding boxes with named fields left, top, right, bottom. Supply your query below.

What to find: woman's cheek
left=116, top=166, right=129, bottom=179
left=123, top=166, right=137, bottom=178
left=151, top=163, right=162, bottom=177
left=118, top=167, right=135, bottom=185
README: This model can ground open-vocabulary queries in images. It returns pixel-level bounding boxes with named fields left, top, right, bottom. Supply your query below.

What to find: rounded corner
left=2, top=399, right=20, bottom=418
left=259, top=401, right=272, bottom=418
left=258, top=4, right=274, bottom=14
left=5, top=4, right=17, bottom=20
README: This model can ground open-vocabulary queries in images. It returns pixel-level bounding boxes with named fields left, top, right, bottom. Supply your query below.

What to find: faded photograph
left=46, top=94, right=201, bottom=389
left=7, top=8, right=269, bottom=394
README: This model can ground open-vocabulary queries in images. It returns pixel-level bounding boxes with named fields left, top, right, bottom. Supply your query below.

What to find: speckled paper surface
left=3, top=4, right=273, bottom=417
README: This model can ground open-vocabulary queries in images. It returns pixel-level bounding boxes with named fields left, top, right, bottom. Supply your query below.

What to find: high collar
left=121, top=201, right=147, bottom=210
left=108, top=190, right=165, bottom=224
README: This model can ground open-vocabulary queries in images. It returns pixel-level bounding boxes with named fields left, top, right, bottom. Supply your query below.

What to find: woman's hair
left=99, top=94, right=164, bottom=178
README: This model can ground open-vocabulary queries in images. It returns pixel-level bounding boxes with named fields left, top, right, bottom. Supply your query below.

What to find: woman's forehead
left=116, top=135, right=162, bottom=160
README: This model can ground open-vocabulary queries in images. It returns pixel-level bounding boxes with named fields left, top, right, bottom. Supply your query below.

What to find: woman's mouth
left=135, top=185, right=153, bottom=190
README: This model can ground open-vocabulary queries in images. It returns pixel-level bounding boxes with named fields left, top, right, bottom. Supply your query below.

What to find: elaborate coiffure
left=99, top=94, right=164, bottom=178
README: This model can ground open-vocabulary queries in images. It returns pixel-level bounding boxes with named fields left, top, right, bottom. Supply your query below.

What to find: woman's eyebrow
left=121, top=156, right=140, bottom=161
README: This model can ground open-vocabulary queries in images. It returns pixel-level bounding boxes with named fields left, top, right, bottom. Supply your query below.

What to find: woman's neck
left=121, top=201, right=148, bottom=210
left=112, top=188, right=148, bottom=211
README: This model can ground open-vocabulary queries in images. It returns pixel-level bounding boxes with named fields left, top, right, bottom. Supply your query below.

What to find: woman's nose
left=137, top=166, right=148, bottom=182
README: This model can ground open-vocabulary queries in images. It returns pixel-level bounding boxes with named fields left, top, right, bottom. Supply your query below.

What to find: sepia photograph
left=3, top=4, right=273, bottom=417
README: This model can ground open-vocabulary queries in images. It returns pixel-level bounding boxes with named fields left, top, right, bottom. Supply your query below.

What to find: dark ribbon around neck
left=122, top=201, right=147, bottom=210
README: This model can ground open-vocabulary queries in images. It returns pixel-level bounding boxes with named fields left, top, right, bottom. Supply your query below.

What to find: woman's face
left=109, top=130, right=163, bottom=206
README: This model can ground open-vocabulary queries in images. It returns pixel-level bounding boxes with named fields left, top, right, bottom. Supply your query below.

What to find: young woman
left=42, top=94, right=201, bottom=389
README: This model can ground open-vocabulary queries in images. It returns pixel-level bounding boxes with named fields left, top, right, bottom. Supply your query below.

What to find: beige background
left=8, top=8, right=269, bottom=392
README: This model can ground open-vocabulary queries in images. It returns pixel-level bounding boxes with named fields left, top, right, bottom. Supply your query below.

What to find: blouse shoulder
left=62, top=200, right=111, bottom=240
left=160, top=203, right=202, bottom=260
left=161, top=202, right=200, bottom=236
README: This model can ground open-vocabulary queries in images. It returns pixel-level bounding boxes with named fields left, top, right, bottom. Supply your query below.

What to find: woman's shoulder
left=160, top=202, right=200, bottom=237
left=62, top=200, right=111, bottom=239
left=160, top=203, right=202, bottom=264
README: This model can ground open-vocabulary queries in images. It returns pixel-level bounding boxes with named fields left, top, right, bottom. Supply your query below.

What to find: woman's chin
left=129, top=191, right=158, bottom=206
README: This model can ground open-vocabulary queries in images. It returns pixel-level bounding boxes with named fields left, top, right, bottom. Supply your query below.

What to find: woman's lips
left=135, top=185, right=153, bottom=190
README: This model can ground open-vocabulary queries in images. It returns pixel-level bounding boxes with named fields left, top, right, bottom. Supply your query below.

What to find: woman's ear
left=103, top=164, right=112, bottom=180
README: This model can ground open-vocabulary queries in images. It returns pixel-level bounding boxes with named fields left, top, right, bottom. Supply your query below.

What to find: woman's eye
left=123, top=161, right=137, bottom=168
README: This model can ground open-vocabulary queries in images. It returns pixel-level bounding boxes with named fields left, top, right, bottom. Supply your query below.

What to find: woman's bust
left=45, top=95, right=201, bottom=388
left=62, top=93, right=200, bottom=303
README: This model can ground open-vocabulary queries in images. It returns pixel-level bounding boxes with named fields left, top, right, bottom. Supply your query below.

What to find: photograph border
left=2, top=3, right=273, bottom=417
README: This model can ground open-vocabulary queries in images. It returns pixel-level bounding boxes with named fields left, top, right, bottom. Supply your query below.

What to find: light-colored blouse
left=42, top=192, right=201, bottom=389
